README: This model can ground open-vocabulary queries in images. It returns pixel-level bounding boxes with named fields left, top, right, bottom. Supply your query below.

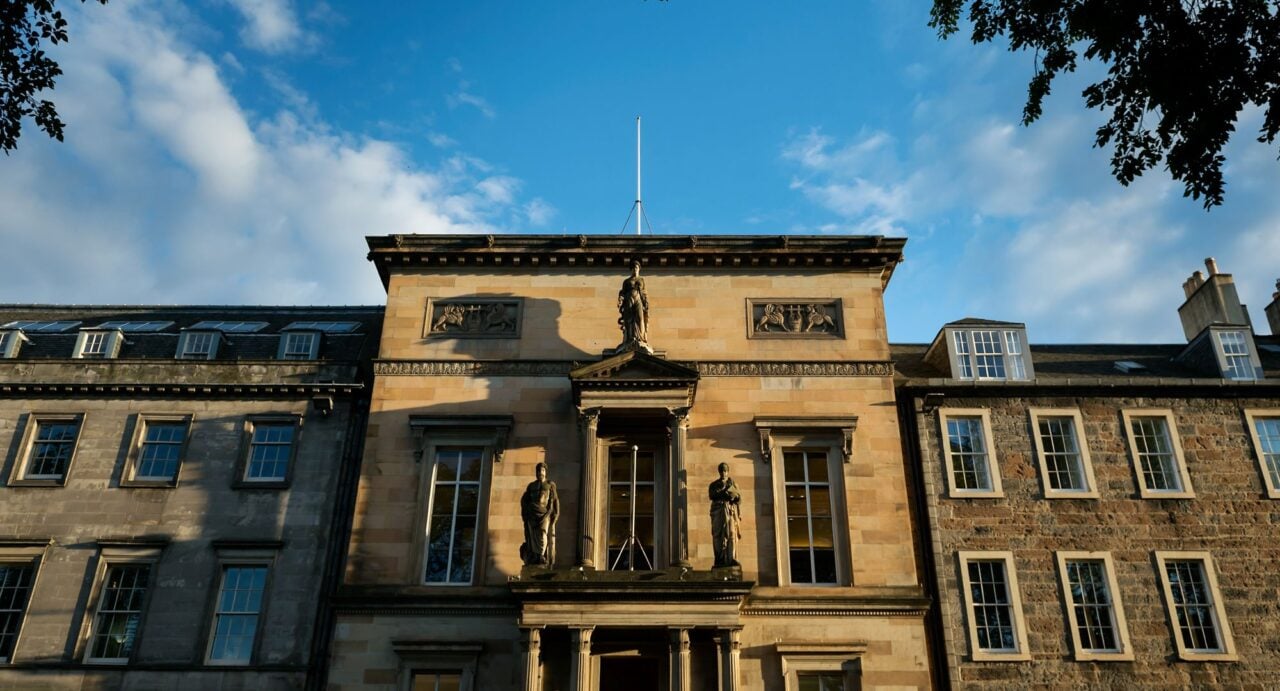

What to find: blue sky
left=2, top=0, right=1278, bottom=343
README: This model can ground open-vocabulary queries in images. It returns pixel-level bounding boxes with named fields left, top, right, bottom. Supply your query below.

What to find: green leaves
left=1, top=0, right=106, bottom=154
left=932, top=0, right=1280, bottom=208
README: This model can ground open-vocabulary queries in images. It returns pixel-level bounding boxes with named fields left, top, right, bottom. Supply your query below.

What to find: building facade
left=0, top=306, right=380, bottom=690
left=895, top=260, right=1280, bottom=687
left=329, top=235, right=934, bottom=690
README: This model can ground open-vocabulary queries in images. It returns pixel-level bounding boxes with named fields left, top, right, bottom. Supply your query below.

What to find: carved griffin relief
left=424, top=299, right=521, bottom=338
left=747, top=299, right=844, bottom=339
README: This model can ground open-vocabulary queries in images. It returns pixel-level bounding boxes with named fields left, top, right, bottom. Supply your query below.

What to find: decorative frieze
left=747, top=299, right=844, bottom=339
left=424, top=298, right=521, bottom=338
left=373, top=360, right=895, bottom=377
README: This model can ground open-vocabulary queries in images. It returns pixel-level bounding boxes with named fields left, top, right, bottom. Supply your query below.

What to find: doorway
left=598, top=655, right=663, bottom=691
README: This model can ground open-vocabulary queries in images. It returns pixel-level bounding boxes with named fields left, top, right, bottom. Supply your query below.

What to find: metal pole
left=628, top=444, right=638, bottom=570
left=635, top=116, right=642, bottom=236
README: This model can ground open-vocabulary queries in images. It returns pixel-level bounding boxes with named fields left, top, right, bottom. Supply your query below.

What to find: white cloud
left=225, top=0, right=310, bottom=53
left=447, top=84, right=496, bottom=120
left=524, top=198, right=556, bottom=227
left=0, top=1, right=543, bottom=305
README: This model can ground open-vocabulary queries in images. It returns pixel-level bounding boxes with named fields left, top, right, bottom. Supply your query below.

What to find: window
left=1121, top=410, right=1193, bottom=498
left=1055, top=552, right=1132, bottom=660
left=85, top=564, right=151, bottom=663
left=1214, top=329, right=1260, bottom=380
left=607, top=446, right=656, bottom=570
left=276, top=331, right=319, bottom=360
left=937, top=409, right=1002, bottom=497
left=240, top=419, right=299, bottom=485
left=413, top=671, right=463, bottom=690
left=283, top=321, right=359, bottom=333
left=177, top=331, right=219, bottom=360
left=776, top=643, right=863, bottom=691
left=948, top=328, right=1032, bottom=381
left=1029, top=409, right=1098, bottom=498
left=206, top=565, right=268, bottom=665
left=957, top=552, right=1030, bottom=661
left=0, top=331, right=26, bottom=358
left=189, top=321, right=268, bottom=333
left=94, top=321, right=174, bottom=332
left=124, top=416, right=192, bottom=486
left=797, top=672, right=844, bottom=691
left=1154, top=552, right=1236, bottom=661
left=1245, top=410, right=1280, bottom=498
left=74, top=330, right=122, bottom=359
left=0, top=320, right=80, bottom=332
left=0, top=562, right=37, bottom=663
left=14, top=415, right=83, bottom=484
left=782, top=450, right=837, bottom=584
left=423, top=448, right=483, bottom=584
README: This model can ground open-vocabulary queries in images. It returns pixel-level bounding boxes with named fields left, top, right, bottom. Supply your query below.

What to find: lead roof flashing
left=365, top=233, right=907, bottom=289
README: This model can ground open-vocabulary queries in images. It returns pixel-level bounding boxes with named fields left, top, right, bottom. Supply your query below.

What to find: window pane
left=27, top=421, right=79, bottom=479
left=953, top=331, right=973, bottom=379
left=1065, top=560, right=1119, bottom=652
left=798, top=671, right=844, bottom=691
left=246, top=423, right=294, bottom=481
left=90, top=564, right=151, bottom=660
left=1255, top=418, right=1280, bottom=490
left=972, top=331, right=1006, bottom=379
left=137, top=422, right=186, bottom=480
left=783, top=450, right=837, bottom=584
left=413, top=672, right=463, bottom=691
left=1038, top=417, right=1086, bottom=491
left=967, top=560, right=1018, bottom=651
left=208, top=566, right=267, bottom=663
left=946, top=417, right=992, bottom=491
left=1217, top=331, right=1256, bottom=380
left=423, top=448, right=484, bottom=583
left=606, top=448, right=656, bottom=570
left=1131, top=417, right=1181, bottom=491
left=0, top=564, right=35, bottom=661
left=1166, top=560, right=1222, bottom=652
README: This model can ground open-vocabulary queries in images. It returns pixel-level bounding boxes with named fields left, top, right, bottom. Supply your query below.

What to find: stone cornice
left=366, top=234, right=906, bottom=289
left=0, top=381, right=363, bottom=399
left=374, top=360, right=894, bottom=378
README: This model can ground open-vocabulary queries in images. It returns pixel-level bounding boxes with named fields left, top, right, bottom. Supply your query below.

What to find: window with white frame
left=1244, top=410, right=1280, bottom=498
left=1154, top=552, right=1236, bottom=661
left=949, top=328, right=1031, bottom=381
left=241, top=419, right=298, bottom=484
left=1055, top=552, right=1132, bottom=660
left=15, top=416, right=82, bottom=483
left=277, top=331, right=319, bottom=360
left=1030, top=409, right=1097, bottom=497
left=126, top=416, right=191, bottom=485
left=0, top=559, right=39, bottom=663
left=1214, top=329, right=1260, bottom=380
left=1122, top=410, right=1193, bottom=498
left=423, top=448, right=483, bottom=584
left=938, top=410, right=1002, bottom=497
left=176, top=331, right=218, bottom=360
left=957, top=551, right=1030, bottom=660
left=74, top=330, right=121, bottom=359
left=206, top=564, right=268, bottom=665
left=85, top=564, right=152, bottom=663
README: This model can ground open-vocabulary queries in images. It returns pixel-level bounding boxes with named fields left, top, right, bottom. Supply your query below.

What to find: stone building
left=894, top=259, right=1280, bottom=687
left=0, top=305, right=380, bottom=689
left=329, top=234, right=934, bottom=690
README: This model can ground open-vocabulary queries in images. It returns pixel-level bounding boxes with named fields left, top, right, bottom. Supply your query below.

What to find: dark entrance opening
left=598, top=655, right=663, bottom=691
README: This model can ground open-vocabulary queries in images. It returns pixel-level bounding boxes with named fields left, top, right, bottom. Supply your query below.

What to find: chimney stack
left=1266, top=279, right=1280, bottom=336
left=1177, top=258, right=1251, bottom=341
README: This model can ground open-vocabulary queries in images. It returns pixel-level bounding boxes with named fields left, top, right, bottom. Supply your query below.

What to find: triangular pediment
left=569, top=350, right=699, bottom=383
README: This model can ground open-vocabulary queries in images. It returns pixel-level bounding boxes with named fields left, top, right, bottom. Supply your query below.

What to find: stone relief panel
left=746, top=299, right=844, bottom=339
left=423, top=298, right=522, bottom=338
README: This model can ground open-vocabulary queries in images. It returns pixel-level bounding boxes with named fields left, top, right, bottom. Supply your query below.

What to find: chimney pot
left=1192, top=270, right=1204, bottom=288
left=1205, top=257, right=1219, bottom=275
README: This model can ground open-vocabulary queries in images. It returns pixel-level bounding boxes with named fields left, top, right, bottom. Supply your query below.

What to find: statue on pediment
left=617, top=260, right=653, bottom=353
left=520, top=463, right=559, bottom=566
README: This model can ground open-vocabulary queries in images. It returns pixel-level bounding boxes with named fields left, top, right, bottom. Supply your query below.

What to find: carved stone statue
left=520, top=463, right=559, bottom=566
left=708, top=462, right=741, bottom=568
left=617, top=260, right=652, bottom=353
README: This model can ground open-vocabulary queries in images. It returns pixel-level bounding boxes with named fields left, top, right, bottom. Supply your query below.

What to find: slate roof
left=0, top=305, right=383, bottom=362
left=893, top=335, right=1280, bottom=383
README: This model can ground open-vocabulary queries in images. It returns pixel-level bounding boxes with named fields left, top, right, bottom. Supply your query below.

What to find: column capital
left=578, top=406, right=602, bottom=428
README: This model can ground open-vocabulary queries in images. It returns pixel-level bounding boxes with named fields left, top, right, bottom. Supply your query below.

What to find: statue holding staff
left=520, top=463, right=559, bottom=566
left=708, top=462, right=742, bottom=568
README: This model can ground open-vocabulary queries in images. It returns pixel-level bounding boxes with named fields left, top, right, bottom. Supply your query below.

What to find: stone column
left=519, top=627, right=542, bottom=691
left=668, top=407, right=691, bottom=568
left=718, top=628, right=741, bottom=691
left=668, top=628, right=691, bottom=691
left=577, top=407, right=601, bottom=568
left=569, top=626, right=594, bottom=691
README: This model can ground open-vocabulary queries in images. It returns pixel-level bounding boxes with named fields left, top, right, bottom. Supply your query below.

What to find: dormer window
left=950, top=328, right=1031, bottom=381
left=0, top=330, right=27, bottom=358
left=74, top=330, right=123, bottom=359
left=176, top=331, right=220, bottom=360
left=277, top=330, right=320, bottom=360
left=1215, top=329, right=1261, bottom=380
